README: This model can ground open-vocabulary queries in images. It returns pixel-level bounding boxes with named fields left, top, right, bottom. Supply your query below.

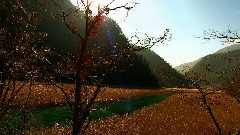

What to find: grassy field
left=85, top=93, right=240, bottom=135
left=1, top=84, right=240, bottom=135
left=1, top=93, right=172, bottom=129
left=31, top=91, right=240, bottom=135
left=11, top=83, right=173, bottom=107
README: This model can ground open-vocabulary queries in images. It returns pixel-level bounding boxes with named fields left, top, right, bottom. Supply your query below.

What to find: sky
left=70, top=0, right=240, bottom=67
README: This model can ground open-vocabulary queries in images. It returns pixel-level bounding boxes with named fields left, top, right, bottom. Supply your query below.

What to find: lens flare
left=103, top=17, right=116, bottom=56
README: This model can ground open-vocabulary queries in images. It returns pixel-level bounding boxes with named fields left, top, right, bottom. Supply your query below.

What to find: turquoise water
left=1, top=93, right=173, bottom=128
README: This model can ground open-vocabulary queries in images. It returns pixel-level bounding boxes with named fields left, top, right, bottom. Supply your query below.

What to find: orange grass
left=26, top=92, right=240, bottom=135
left=11, top=83, right=173, bottom=107
left=6, top=83, right=240, bottom=134
left=84, top=93, right=240, bottom=135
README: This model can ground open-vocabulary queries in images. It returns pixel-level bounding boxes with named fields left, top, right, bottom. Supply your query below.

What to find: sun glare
left=70, top=0, right=134, bottom=21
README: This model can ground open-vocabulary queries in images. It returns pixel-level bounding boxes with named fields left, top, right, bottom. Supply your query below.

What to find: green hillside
left=174, top=44, right=240, bottom=86
left=137, top=50, right=189, bottom=87
left=0, top=0, right=187, bottom=88
left=188, top=49, right=240, bottom=85
left=175, top=44, right=240, bottom=74
left=174, top=58, right=202, bottom=74
left=39, top=1, right=162, bottom=87
left=214, top=43, right=240, bottom=54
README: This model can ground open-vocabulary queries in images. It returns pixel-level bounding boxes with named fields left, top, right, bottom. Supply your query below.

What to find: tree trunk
left=195, top=84, right=222, bottom=135
left=72, top=69, right=83, bottom=135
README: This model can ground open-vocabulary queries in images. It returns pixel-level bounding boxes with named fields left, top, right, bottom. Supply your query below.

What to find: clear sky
left=70, top=0, right=240, bottom=67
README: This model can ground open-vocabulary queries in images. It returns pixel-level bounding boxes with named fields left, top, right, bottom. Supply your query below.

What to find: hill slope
left=188, top=47, right=240, bottom=85
left=38, top=0, right=190, bottom=87
left=138, top=50, right=189, bottom=87
left=174, top=58, right=202, bottom=74
left=39, top=0, right=162, bottom=87
left=0, top=0, right=186, bottom=88
left=175, top=44, right=240, bottom=74
left=214, top=43, right=240, bottom=54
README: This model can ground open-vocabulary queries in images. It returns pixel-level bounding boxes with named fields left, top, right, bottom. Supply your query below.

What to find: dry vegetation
left=21, top=85, right=240, bottom=135
left=86, top=93, right=240, bottom=135
left=12, top=83, right=173, bottom=107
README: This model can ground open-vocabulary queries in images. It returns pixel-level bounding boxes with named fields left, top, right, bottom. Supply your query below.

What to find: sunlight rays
left=70, top=0, right=136, bottom=21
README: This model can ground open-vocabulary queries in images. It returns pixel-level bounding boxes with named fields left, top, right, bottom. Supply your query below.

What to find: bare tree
left=159, top=65, right=223, bottom=135
left=199, top=28, right=240, bottom=45
left=159, top=28, right=240, bottom=135
left=198, top=28, right=240, bottom=103
left=0, top=0, right=50, bottom=134
left=49, top=0, right=171, bottom=134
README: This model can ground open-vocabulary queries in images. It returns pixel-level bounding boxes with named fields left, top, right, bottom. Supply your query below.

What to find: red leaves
left=67, top=19, right=78, bottom=33
left=81, top=70, right=90, bottom=79
left=68, top=62, right=77, bottom=72
left=84, top=56, right=92, bottom=66
left=88, top=15, right=104, bottom=38
left=68, top=52, right=96, bottom=79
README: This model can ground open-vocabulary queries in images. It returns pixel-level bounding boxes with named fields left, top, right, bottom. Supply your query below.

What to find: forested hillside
left=0, top=0, right=185, bottom=88
left=189, top=49, right=240, bottom=85
left=174, top=58, right=202, bottom=74
left=38, top=0, right=161, bottom=87
left=214, top=43, right=240, bottom=54
left=138, top=50, right=189, bottom=87
left=175, top=44, right=240, bottom=74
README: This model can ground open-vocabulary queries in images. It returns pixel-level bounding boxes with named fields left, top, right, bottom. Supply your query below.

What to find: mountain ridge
left=214, top=43, right=240, bottom=54
left=174, top=44, right=240, bottom=86
left=174, top=44, right=240, bottom=74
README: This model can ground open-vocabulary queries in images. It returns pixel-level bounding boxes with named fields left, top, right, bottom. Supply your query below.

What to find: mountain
left=1, top=0, right=188, bottom=88
left=190, top=49, right=240, bottom=85
left=174, top=58, right=202, bottom=74
left=175, top=44, right=240, bottom=74
left=105, top=53, right=161, bottom=87
left=38, top=0, right=190, bottom=88
left=137, top=50, right=189, bottom=87
left=39, top=0, right=162, bottom=87
left=181, top=44, right=240, bottom=85
left=214, top=43, right=240, bottom=54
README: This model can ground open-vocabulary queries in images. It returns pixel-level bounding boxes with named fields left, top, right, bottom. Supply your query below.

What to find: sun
left=70, top=0, right=133, bottom=21
left=70, top=0, right=111, bottom=14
